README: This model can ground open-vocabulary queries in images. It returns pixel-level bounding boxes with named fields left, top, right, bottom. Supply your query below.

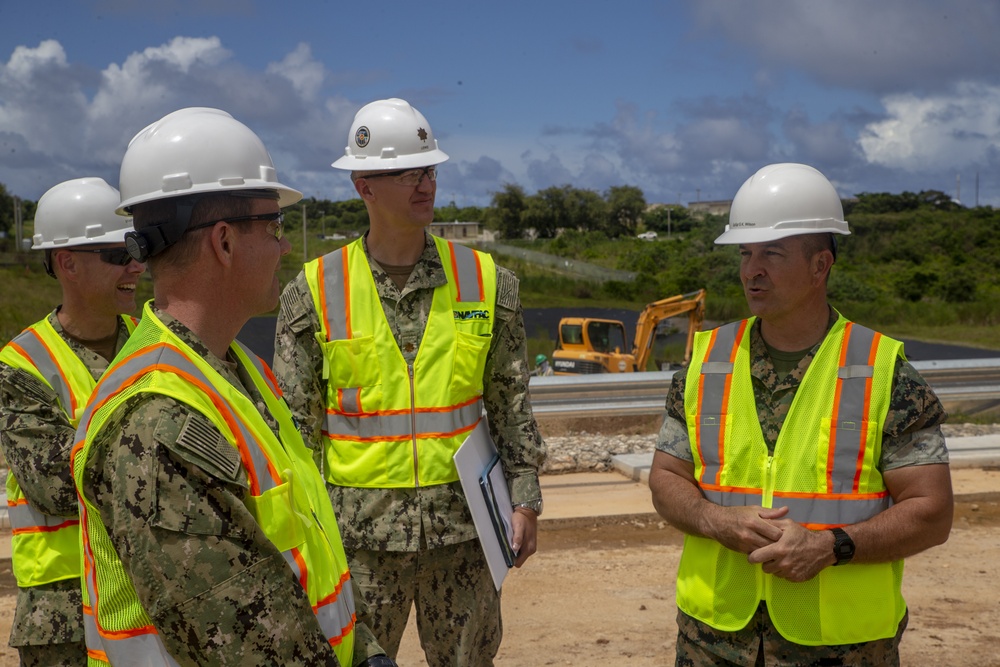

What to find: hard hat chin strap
left=125, top=200, right=195, bottom=262
left=42, top=250, right=57, bottom=279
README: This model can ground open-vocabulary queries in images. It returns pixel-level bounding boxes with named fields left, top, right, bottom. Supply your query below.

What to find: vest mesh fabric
left=679, top=316, right=906, bottom=645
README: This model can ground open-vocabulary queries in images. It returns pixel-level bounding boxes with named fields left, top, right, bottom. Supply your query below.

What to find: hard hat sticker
left=355, top=127, right=370, bottom=148
left=417, top=127, right=428, bottom=141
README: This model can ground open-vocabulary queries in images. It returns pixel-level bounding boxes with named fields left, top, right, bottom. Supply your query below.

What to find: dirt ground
left=0, top=416, right=996, bottom=665
left=1, top=487, right=992, bottom=666
left=392, top=489, right=1000, bottom=666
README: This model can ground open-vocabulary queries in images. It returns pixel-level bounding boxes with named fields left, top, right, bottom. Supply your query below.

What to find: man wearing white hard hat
left=274, top=98, right=546, bottom=665
left=649, top=163, right=953, bottom=665
left=71, top=108, right=389, bottom=666
left=0, top=177, right=144, bottom=665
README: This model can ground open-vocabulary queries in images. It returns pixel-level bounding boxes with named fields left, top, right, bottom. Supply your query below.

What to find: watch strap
left=830, top=527, right=855, bottom=566
left=514, top=499, right=543, bottom=516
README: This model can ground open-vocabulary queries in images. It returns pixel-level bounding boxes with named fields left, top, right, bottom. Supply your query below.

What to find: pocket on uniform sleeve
left=150, top=412, right=248, bottom=537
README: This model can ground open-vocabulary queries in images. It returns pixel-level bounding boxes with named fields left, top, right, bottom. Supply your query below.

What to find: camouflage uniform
left=274, top=233, right=546, bottom=665
left=0, top=310, right=132, bottom=666
left=77, top=307, right=384, bottom=667
left=657, top=312, right=948, bottom=667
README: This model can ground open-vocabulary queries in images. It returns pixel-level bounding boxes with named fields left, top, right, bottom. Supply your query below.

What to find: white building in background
left=687, top=200, right=733, bottom=217
left=429, top=221, right=496, bottom=243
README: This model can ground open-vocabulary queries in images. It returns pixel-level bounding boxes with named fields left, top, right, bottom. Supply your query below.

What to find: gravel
left=540, top=422, right=1000, bottom=474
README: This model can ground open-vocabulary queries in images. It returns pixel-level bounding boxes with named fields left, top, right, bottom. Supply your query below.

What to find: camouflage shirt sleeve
left=82, top=393, right=342, bottom=667
left=0, top=363, right=79, bottom=516
left=485, top=266, right=547, bottom=505
left=273, top=271, right=327, bottom=468
left=880, top=358, right=948, bottom=470
left=654, top=371, right=692, bottom=461
left=0, top=311, right=124, bottom=517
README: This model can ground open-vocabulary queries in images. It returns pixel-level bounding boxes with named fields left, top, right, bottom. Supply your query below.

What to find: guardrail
left=528, top=359, right=1000, bottom=418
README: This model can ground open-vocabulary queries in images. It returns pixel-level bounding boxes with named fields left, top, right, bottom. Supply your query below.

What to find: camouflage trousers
left=10, top=582, right=86, bottom=666
left=15, top=641, right=87, bottom=667
left=675, top=605, right=907, bottom=667
left=349, top=539, right=501, bottom=667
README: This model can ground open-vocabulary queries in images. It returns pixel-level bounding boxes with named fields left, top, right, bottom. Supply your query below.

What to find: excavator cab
left=587, top=321, right=626, bottom=354
left=553, top=318, right=633, bottom=374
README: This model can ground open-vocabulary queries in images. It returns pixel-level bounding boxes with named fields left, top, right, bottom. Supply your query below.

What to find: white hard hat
left=32, top=177, right=133, bottom=249
left=715, top=163, right=850, bottom=245
left=332, top=98, right=449, bottom=171
left=118, top=107, right=301, bottom=214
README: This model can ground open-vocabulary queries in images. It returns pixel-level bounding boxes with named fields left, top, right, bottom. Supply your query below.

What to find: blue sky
left=1, top=0, right=998, bottom=209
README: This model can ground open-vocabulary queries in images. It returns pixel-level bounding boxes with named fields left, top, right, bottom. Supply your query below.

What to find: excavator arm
left=631, top=289, right=706, bottom=371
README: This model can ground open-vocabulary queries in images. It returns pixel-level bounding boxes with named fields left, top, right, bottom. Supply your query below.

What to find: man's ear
left=354, top=177, right=376, bottom=202
left=51, top=249, right=77, bottom=279
left=813, top=248, right=834, bottom=284
left=210, top=222, right=236, bottom=267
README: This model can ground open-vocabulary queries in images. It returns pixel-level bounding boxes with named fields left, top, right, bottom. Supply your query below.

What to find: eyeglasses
left=67, top=247, right=135, bottom=266
left=361, top=166, right=437, bottom=186
left=188, top=211, right=284, bottom=239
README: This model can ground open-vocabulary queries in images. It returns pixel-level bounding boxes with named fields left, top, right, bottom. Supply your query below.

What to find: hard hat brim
left=715, top=219, right=851, bottom=245
left=117, top=183, right=302, bottom=215
left=331, top=148, right=449, bottom=171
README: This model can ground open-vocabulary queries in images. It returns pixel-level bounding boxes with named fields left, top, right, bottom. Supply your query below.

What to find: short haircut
left=801, top=233, right=837, bottom=262
left=131, top=194, right=258, bottom=276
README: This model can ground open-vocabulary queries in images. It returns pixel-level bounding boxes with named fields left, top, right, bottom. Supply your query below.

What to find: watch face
left=832, top=528, right=855, bottom=565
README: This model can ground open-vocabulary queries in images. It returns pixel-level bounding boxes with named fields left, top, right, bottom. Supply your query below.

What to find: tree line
left=518, top=188, right=1000, bottom=331
left=282, top=183, right=688, bottom=241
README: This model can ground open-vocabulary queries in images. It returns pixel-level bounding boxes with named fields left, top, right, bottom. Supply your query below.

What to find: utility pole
left=302, top=204, right=307, bottom=260
left=319, top=210, right=325, bottom=239
left=13, top=196, right=22, bottom=252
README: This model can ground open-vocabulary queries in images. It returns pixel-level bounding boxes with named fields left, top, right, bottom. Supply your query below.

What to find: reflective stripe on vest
left=73, top=307, right=355, bottom=666
left=305, top=235, right=495, bottom=487
left=695, top=319, right=891, bottom=526
left=4, top=326, right=79, bottom=417
left=679, top=315, right=906, bottom=645
left=0, top=315, right=135, bottom=588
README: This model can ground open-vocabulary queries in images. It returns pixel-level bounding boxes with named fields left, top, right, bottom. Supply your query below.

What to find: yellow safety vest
left=72, top=304, right=355, bottom=666
left=679, top=314, right=906, bottom=645
left=304, top=235, right=496, bottom=487
left=0, top=315, right=135, bottom=588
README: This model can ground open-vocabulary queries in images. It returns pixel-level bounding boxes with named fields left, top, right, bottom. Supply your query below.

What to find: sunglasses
left=67, top=247, right=135, bottom=266
left=361, top=166, right=437, bottom=186
left=188, top=211, right=285, bottom=239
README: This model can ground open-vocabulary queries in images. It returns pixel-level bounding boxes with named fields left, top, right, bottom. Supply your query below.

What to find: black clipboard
left=479, top=454, right=518, bottom=567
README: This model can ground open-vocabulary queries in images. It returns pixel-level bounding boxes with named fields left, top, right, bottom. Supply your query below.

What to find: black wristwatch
left=830, top=527, right=855, bottom=566
left=363, top=655, right=397, bottom=667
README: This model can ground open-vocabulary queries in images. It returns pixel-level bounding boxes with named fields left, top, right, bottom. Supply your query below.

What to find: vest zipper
left=409, top=363, right=419, bottom=487
left=762, top=455, right=775, bottom=509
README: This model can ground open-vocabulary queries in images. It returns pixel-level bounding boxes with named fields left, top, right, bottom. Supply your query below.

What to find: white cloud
left=859, top=82, right=1000, bottom=171
left=692, top=0, right=1000, bottom=94
left=5, top=39, right=69, bottom=76
left=0, top=37, right=347, bottom=200
left=266, top=43, right=324, bottom=101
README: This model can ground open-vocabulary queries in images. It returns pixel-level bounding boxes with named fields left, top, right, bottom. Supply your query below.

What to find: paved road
left=240, top=312, right=1000, bottom=366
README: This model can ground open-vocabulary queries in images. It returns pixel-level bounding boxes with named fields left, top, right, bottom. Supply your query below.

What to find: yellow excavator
left=551, top=289, right=706, bottom=374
